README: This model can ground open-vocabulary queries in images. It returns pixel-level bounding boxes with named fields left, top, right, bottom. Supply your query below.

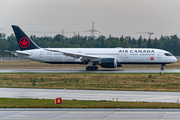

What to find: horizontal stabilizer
left=4, top=50, right=31, bottom=56
left=4, top=50, right=16, bottom=55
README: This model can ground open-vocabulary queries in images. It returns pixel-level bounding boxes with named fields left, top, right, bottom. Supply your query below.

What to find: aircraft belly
left=45, top=56, right=51, bottom=62
left=51, top=57, right=63, bottom=62
left=63, top=57, right=75, bottom=62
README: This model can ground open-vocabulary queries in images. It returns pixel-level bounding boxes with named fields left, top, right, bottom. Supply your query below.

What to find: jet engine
left=100, top=58, right=118, bottom=68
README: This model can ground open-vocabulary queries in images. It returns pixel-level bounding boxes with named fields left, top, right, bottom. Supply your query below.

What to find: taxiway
left=0, top=108, right=180, bottom=119
left=0, top=69, right=180, bottom=73
left=0, top=88, right=180, bottom=103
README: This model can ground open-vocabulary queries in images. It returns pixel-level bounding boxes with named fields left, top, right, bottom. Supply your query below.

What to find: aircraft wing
left=4, top=50, right=31, bottom=56
left=45, top=48, right=101, bottom=61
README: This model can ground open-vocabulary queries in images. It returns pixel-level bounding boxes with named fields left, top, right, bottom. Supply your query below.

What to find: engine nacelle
left=100, top=58, right=118, bottom=68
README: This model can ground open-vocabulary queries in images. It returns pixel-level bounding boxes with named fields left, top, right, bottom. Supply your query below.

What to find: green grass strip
left=0, top=98, right=180, bottom=108
left=1, top=73, right=180, bottom=91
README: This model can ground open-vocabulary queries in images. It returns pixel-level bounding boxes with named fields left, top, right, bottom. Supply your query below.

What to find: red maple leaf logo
left=21, top=39, right=28, bottom=45
left=19, top=37, right=30, bottom=48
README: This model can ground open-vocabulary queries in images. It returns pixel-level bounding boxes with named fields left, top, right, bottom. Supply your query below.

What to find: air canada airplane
left=5, top=25, right=177, bottom=71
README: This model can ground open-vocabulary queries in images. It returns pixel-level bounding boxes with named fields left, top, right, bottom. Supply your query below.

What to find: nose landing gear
left=161, top=64, right=166, bottom=70
left=161, top=66, right=164, bottom=70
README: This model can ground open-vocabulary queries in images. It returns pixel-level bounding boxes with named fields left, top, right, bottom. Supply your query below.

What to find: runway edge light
left=55, top=98, right=62, bottom=104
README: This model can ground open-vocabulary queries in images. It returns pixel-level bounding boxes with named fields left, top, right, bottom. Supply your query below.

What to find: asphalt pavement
left=0, top=69, right=180, bottom=73
left=0, top=108, right=180, bottom=119
left=0, top=88, right=180, bottom=103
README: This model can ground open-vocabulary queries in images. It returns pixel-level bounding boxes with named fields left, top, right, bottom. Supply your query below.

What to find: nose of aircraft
left=174, top=56, right=178, bottom=62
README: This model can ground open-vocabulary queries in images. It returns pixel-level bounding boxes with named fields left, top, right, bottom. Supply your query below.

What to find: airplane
left=5, top=25, right=177, bottom=71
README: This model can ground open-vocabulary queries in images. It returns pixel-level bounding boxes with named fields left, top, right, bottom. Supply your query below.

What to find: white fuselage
left=16, top=48, right=177, bottom=65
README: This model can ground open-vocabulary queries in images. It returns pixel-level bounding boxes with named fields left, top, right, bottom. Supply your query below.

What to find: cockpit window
left=164, top=53, right=172, bottom=56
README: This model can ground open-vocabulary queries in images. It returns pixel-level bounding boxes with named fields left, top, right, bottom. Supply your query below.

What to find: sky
left=1, top=0, right=180, bottom=39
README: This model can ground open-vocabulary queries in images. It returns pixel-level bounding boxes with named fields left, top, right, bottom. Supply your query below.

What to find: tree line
left=0, top=33, right=180, bottom=56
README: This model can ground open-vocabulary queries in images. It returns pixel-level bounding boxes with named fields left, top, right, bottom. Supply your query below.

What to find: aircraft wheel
left=161, top=64, right=165, bottom=70
left=86, top=66, right=90, bottom=71
left=161, top=66, right=164, bottom=70
left=95, top=66, right=98, bottom=70
left=86, top=66, right=98, bottom=71
left=90, top=66, right=95, bottom=71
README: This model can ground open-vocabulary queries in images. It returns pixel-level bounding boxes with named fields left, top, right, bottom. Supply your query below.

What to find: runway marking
left=161, top=112, right=168, bottom=119
left=104, top=112, right=118, bottom=119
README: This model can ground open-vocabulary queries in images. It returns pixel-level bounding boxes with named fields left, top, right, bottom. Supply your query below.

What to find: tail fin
left=12, top=25, right=40, bottom=51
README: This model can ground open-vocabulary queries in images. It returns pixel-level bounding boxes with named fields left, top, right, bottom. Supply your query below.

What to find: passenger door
left=124, top=53, right=128, bottom=59
left=157, top=52, right=162, bottom=59
left=40, top=51, right=44, bottom=61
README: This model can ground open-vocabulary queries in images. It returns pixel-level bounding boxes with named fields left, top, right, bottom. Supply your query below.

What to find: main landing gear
left=86, top=66, right=98, bottom=71
left=161, top=64, right=166, bottom=70
left=86, top=61, right=98, bottom=71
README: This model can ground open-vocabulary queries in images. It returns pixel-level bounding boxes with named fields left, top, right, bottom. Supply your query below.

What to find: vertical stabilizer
left=12, top=25, right=39, bottom=51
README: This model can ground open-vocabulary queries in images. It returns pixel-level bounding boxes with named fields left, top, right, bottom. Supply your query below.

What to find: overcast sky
left=1, top=0, right=180, bottom=39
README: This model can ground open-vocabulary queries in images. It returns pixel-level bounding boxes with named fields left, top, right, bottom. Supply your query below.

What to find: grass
left=0, top=73, right=180, bottom=91
left=0, top=98, right=180, bottom=108
left=0, top=60, right=180, bottom=108
left=0, top=60, right=179, bottom=69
